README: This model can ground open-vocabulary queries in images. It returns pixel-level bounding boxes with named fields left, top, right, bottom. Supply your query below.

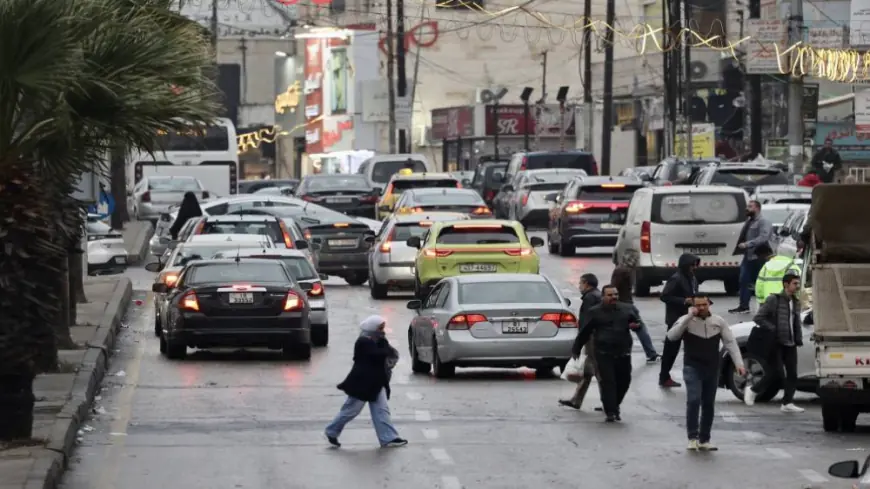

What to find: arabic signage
left=856, top=89, right=870, bottom=135
left=808, top=27, right=846, bottom=49
left=304, top=38, right=325, bottom=153
left=745, top=19, right=787, bottom=74
left=851, top=0, right=870, bottom=47
left=674, top=123, right=715, bottom=159
left=360, top=80, right=388, bottom=122
left=815, top=122, right=870, bottom=161
left=431, top=106, right=475, bottom=140
left=177, top=0, right=298, bottom=39
left=322, top=117, right=354, bottom=152
left=483, top=104, right=575, bottom=137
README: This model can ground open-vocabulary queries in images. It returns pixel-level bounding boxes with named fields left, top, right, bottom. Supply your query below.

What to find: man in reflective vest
left=755, top=243, right=802, bottom=304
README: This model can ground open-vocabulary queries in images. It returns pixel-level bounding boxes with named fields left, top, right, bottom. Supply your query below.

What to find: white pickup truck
left=809, top=184, right=870, bottom=433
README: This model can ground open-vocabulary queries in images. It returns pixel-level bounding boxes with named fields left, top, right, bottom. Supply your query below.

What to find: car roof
left=753, top=185, right=810, bottom=193
left=521, top=168, right=587, bottom=175
left=431, top=219, right=519, bottom=230
left=520, top=150, right=592, bottom=155
left=646, top=185, right=747, bottom=194
left=393, top=212, right=470, bottom=223
left=213, top=247, right=308, bottom=258
left=204, top=195, right=306, bottom=208
left=303, top=174, right=366, bottom=180
left=187, top=234, right=271, bottom=244
left=762, top=203, right=811, bottom=210
left=203, top=214, right=280, bottom=222
left=148, top=175, right=197, bottom=180
left=389, top=172, right=456, bottom=181
left=451, top=273, right=551, bottom=284
left=575, top=176, right=642, bottom=186
left=408, top=187, right=478, bottom=196
left=187, top=258, right=288, bottom=267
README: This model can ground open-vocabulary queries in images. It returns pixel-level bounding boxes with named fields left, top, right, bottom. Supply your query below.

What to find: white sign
left=855, top=89, right=870, bottom=133
left=176, top=0, right=298, bottom=39
left=808, top=27, right=846, bottom=49
left=746, top=20, right=787, bottom=74
left=396, top=96, right=412, bottom=129
left=851, top=0, right=870, bottom=47
left=360, top=80, right=389, bottom=122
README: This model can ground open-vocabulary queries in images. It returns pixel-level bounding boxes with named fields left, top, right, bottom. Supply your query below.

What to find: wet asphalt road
left=61, top=232, right=869, bottom=489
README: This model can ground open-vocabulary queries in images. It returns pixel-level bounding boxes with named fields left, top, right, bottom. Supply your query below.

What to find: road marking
left=415, top=410, right=432, bottom=421
left=798, top=469, right=828, bottom=483
left=765, top=448, right=792, bottom=459
left=441, top=475, right=462, bottom=489
left=430, top=448, right=454, bottom=465
left=406, top=391, right=423, bottom=401
left=422, top=428, right=440, bottom=439
left=720, top=411, right=741, bottom=423
left=740, top=431, right=765, bottom=440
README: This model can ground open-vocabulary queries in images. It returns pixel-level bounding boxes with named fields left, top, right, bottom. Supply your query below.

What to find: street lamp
left=520, top=87, right=534, bottom=151
left=556, top=86, right=569, bottom=151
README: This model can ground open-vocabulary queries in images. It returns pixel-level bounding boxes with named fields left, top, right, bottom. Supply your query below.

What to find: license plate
left=600, top=223, right=622, bottom=230
left=327, top=197, right=353, bottom=203
left=502, top=321, right=529, bottom=334
left=685, top=247, right=718, bottom=256
left=229, top=292, right=254, bottom=304
left=459, top=263, right=497, bottom=273
left=114, top=256, right=127, bottom=264
left=329, top=239, right=357, bottom=247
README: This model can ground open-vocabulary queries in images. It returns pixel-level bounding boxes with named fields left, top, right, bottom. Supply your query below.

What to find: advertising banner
left=177, top=0, right=298, bottom=39
left=851, top=0, right=870, bottom=47
left=360, top=80, right=388, bottom=122
left=304, top=38, right=325, bottom=154
left=745, top=19, right=787, bottom=74
left=674, top=123, right=716, bottom=159
left=328, top=42, right=349, bottom=116
left=483, top=104, right=575, bottom=137
left=431, top=106, right=475, bottom=140
left=815, top=121, right=870, bottom=161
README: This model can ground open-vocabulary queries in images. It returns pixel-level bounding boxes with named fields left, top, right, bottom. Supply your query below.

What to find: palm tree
left=0, top=0, right=220, bottom=440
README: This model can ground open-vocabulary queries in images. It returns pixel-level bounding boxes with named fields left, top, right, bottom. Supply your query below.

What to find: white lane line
left=740, top=431, right=765, bottom=440
left=441, top=475, right=462, bottom=489
left=430, top=448, right=454, bottom=465
left=406, top=392, right=423, bottom=401
left=765, top=448, right=792, bottom=459
left=415, top=410, right=432, bottom=421
left=798, top=469, right=829, bottom=483
left=720, top=411, right=741, bottom=423
left=422, top=428, right=440, bottom=440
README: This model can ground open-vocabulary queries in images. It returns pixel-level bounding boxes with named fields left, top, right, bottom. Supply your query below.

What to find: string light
left=776, top=42, right=870, bottom=82
left=236, top=116, right=325, bottom=154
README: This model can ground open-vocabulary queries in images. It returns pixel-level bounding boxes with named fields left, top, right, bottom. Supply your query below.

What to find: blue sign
left=87, top=184, right=115, bottom=218
left=815, top=122, right=870, bottom=161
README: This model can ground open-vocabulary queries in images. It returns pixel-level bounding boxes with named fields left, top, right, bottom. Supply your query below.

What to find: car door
left=413, top=283, right=445, bottom=362
left=550, top=180, right=577, bottom=238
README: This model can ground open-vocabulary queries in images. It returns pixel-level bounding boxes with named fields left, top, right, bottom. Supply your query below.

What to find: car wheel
left=841, top=406, right=859, bottom=433
left=724, top=278, right=740, bottom=296
left=369, top=273, right=388, bottom=299
left=159, top=335, right=167, bottom=354
left=284, top=341, right=312, bottom=360
left=414, top=279, right=430, bottom=300
left=558, top=240, right=575, bottom=257
left=726, top=352, right=779, bottom=403
left=432, top=340, right=455, bottom=379
left=165, top=338, right=186, bottom=360
left=344, top=272, right=367, bottom=286
left=634, top=272, right=652, bottom=298
left=547, top=234, right=559, bottom=254
left=822, top=403, right=842, bottom=432
left=409, top=333, right=431, bottom=374
left=311, top=324, right=329, bottom=347
left=534, top=366, right=556, bottom=378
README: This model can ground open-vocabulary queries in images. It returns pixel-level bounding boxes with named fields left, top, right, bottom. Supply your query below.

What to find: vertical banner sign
left=851, top=0, right=870, bottom=47
left=855, top=89, right=870, bottom=136
left=304, top=38, right=325, bottom=154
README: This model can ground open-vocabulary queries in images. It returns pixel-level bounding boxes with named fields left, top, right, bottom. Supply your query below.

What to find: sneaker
left=687, top=439, right=699, bottom=451
left=558, top=399, right=580, bottom=410
left=646, top=354, right=660, bottom=364
left=743, top=387, right=757, bottom=406
left=384, top=438, right=409, bottom=447
left=660, top=378, right=682, bottom=388
left=781, top=403, right=805, bottom=413
left=324, top=433, right=341, bottom=447
left=614, top=414, right=622, bottom=421
left=698, top=442, right=718, bottom=451
left=594, top=406, right=604, bottom=412
left=728, top=307, right=751, bottom=314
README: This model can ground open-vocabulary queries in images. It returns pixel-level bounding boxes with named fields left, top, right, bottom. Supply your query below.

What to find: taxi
left=405, top=219, right=545, bottom=299
left=376, top=171, right=461, bottom=220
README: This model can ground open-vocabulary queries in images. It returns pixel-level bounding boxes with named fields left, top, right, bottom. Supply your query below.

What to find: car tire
left=534, top=366, right=556, bottom=378
left=414, top=279, right=430, bottom=300
left=559, top=240, right=575, bottom=257
left=841, top=406, right=859, bottom=433
left=547, top=234, right=559, bottom=254
left=159, top=335, right=167, bottom=354
left=822, top=403, right=842, bottom=432
left=432, top=341, right=455, bottom=379
left=409, top=333, right=431, bottom=374
left=311, top=325, right=329, bottom=347
left=284, top=342, right=312, bottom=360
left=634, top=272, right=652, bottom=298
left=345, top=272, right=367, bottom=286
left=369, top=273, right=389, bottom=299
left=165, top=338, right=186, bottom=360
left=725, top=352, right=779, bottom=403
left=724, top=278, right=740, bottom=296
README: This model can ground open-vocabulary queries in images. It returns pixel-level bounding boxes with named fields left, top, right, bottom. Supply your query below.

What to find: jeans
left=751, top=344, right=798, bottom=404
left=325, top=388, right=400, bottom=446
left=683, top=364, right=719, bottom=443
left=595, top=352, right=632, bottom=416
left=739, top=258, right=764, bottom=309
left=633, top=324, right=657, bottom=358
left=659, top=325, right=682, bottom=384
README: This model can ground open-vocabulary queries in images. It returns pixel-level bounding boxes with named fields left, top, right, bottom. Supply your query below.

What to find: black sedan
left=152, top=259, right=313, bottom=360
left=295, top=174, right=379, bottom=218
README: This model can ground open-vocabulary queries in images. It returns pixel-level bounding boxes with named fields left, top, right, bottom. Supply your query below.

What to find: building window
left=435, top=0, right=484, bottom=10
left=330, top=0, right=346, bottom=14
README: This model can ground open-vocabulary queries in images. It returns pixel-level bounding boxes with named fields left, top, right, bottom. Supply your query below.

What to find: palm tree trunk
left=70, top=245, right=87, bottom=304
left=56, top=255, right=77, bottom=351
left=110, top=145, right=129, bottom=229
left=0, top=374, right=35, bottom=440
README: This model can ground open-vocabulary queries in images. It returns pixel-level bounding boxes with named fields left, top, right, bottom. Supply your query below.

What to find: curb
left=29, top=276, right=133, bottom=489
left=126, top=221, right=154, bottom=266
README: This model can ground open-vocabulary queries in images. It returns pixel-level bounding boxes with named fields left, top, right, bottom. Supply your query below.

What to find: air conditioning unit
left=688, top=49, right=722, bottom=83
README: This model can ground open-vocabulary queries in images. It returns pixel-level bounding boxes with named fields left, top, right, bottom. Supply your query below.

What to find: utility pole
left=211, top=0, right=218, bottom=53
left=386, top=0, right=397, bottom=153
left=749, top=0, right=763, bottom=157
left=396, top=0, right=408, bottom=153
left=683, top=0, right=693, bottom=158
left=665, top=0, right=682, bottom=156
left=786, top=0, right=804, bottom=174
left=536, top=51, right=548, bottom=149
left=600, top=0, right=615, bottom=175
left=583, top=0, right=593, bottom=152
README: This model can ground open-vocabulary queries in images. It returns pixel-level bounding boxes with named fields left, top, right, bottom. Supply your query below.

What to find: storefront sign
left=815, top=122, right=870, bottom=161
left=178, top=0, right=298, bottom=39
left=483, top=104, right=575, bottom=137
left=275, top=81, right=301, bottom=114
left=431, top=106, right=475, bottom=140
left=305, top=104, right=321, bottom=118
left=674, top=123, right=715, bottom=159
left=851, top=0, right=870, bottom=47
left=305, top=128, right=320, bottom=144
left=304, top=38, right=325, bottom=154
left=322, top=117, right=354, bottom=152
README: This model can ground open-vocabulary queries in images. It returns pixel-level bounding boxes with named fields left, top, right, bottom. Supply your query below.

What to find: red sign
left=484, top=104, right=575, bottom=137
left=322, top=118, right=354, bottom=151
left=305, top=39, right=325, bottom=154
left=379, top=21, right=439, bottom=55
left=431, top=106, right=475, bottom=140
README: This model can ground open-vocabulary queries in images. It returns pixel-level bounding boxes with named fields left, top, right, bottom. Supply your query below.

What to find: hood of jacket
left=677, top=253, right=700, bottom=274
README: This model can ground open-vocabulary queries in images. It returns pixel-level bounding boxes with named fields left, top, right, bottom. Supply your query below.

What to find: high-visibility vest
left=755, top=255, right=802, bottom=303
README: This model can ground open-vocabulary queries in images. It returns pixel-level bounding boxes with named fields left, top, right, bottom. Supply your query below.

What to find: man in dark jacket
left=811, top=138, right=842, bottom=183
left=559, top=273, right=602, bottom=409
left=744, top=273, right=805, bottom=413
left=729, top=200, right=773, bottom=313
left=572, top=285, right=641, bottom=422
left=659, top=253, right=700, bottom=388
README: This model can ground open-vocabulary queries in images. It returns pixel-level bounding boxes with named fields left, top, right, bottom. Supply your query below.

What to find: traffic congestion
left=69, top=154, right=870, bottom=489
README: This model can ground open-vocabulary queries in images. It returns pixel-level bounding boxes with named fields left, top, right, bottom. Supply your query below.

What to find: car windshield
left=393, top=223, right=432, bottom=240
left=575, top=185, right=641, bottom=201
left=304, top=176, right=369, bottom=191
left=392, top=179, right=458, bottom=192
left=227, top=255, right=316, bottom=280
left=186, top=263, right=289, bottom=284
left=172, top=246, right=239, bottom=266
left=653, top=193, right=744, bottom=224
left=149, top=178, right=201, bottom=191
left=763, top=207, right=805, bottom=225
left=459, top=281, right=560, bottom=304
left=371, top=160, right=428, bottom=183
left=486, top=166, right=507, bottom=184
left=414, top=192, right=482, bottom=205
left=436, top=225, right=520, bottom=244
left=199, top=221, right=282, bottom=243
left=711, top=169, right=788, bottom=187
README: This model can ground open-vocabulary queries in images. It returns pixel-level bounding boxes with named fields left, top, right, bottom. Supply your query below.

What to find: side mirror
left=364, top=235, right=376, bottom=244
left=167, top=241, right=178, bottom=250
left=294, top=240, right=309, bottom=249
left=564, top=298, right=572, bottom=307
left=152, top=283, right=168, bottom=294
left=501, top=184, right=514, bottom=192
left=829, top=460, right=860, bottom=479
left=319, top=273, right=329, bottom=281
left=202, top=191, right=210, bottom=199
left=378, top=205, right=391, bottom=212
left=529, top=236, right=544, bottom=247
left=544, top=193, right=557, bottom=202
left=406, top=299, right=422, bottom=310
left=144, top=262, right=162, bottom=273
left=406, top=236, right=422, bottom=248
left=298, top=282, right=314, bottom=292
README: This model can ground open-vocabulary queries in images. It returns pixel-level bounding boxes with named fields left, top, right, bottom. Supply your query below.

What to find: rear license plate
left=229, top=292, right=254, bottom=304
left=114, top=256, right=127, bottom=264
left=329, top=239, right=357, bottom=247
left=502, top=322, right=529, bottom=334
left=600, top=223, right=622, bottom=230
left=685, top=247, right=718, bottom=256
left=327, top=197, right=353, bottom=203
left=460, top=263, right=497, bottom=273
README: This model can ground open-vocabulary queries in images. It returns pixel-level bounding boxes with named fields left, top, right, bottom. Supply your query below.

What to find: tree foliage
left=0, top=0, right=221, bottom=373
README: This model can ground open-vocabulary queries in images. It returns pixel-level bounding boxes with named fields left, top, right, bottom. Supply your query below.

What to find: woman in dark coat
left=169, top=191, right=203, bottom=239
left=324, top=315, right=407, bottom=448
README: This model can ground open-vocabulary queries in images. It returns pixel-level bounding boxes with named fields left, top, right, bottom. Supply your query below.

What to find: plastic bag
left=560, top=356, right=585, bottom=383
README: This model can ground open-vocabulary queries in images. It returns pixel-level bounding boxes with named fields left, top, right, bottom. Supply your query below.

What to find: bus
left=130, top=117, right=239, bottom=198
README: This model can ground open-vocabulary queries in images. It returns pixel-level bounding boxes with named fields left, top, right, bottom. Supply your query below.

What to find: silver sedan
left=131, top=176, right=210, bottom=222
left=406, top=274, right=576, bottom=378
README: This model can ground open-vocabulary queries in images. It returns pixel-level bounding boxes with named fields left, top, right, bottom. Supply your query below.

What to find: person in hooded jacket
left=611, top=251, right=658, bottom=363
left=324, top=315, right=408, bottom=448
left=169, top=191, right=203, bottom=240
left=658, top=253, right=700, bottom=388
left=559, top=273, right=602, bottom=410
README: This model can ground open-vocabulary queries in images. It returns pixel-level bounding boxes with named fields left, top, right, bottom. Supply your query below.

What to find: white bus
left=130, top=117, right=239, bottom=198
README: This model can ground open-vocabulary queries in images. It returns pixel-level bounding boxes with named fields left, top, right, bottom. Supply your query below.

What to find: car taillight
left=521, top=192, right=530, bottom=206
left=180, top=290, right=199, bottom=311
left=540, top=312, right=578, bottom=327
left=141, top=191, right=151, bottom=203
left=303, top=229, right=312, bottom=241
left=380, top=229, right=395, bottom=253
left=472, top=206, right=491, bottom=215
left=503, top=248, right=532, bottom=256
left=162, top=272, right=179, bottom=286
left=456, top=181, right=462, bottom=188
left=640, top=220, right=651, bottom=253
left=423, top=249, right=453, bottom=258
left=520, top=156, right=528, bottom=171
left=278, top=221, right=293, bottom=248
left=360, top=195, right=378, bottom=203
left=308, top=282, right=323, bottom=296
left=662, top=181, right=673, bottom=186
left=565, top=201, right=587, bottom=213
left=447, top=313, right=487, bottom=330
left=283, top=291, right=303, bottom=311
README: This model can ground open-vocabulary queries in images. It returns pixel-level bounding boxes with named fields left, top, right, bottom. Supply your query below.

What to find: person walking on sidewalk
left=729, top=200, right=773, bottom=314
left=325, top=315, right=408, bottom=448
left=572, top=285, right=641, bottom=422
left=744, top=273, right=805, bottom=413
left=559, top=273, right=602, bottom=410
left=611, top=252, right=658, bottom=363
left=659, top=253, right=701, bottom=388
left=667, top=295, right=745, bottom=451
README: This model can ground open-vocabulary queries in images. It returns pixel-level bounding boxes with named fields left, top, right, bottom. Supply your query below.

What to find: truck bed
left=813, top=263, right=870, bottom=337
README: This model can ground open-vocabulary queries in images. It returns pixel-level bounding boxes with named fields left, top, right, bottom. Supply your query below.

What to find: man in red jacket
left=798, top=170, right=821, bottom=187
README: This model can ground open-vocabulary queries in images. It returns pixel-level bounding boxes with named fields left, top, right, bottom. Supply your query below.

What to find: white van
left=357, top=154, right=434, bottom=192
left=613, top=185, right=748, bottom=297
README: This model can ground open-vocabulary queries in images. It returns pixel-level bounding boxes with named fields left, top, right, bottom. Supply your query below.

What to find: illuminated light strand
left=237, top=116, right=324, bottom=154
left=775, top=42, right=870, bottom=82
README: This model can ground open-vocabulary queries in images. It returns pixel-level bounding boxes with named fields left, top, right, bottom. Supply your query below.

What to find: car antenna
left=234, top=245, right=241, bottom=263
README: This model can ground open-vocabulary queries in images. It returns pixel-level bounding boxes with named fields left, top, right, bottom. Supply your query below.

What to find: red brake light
left=193, top=220, right=206, bottom=234
left=308, top=282, right=323, bottom=296
left=521, top=192, right=530, bottom=206
left=303, top=229, right=312, bottom=241
left=380, top=228, right=395, bottom=253
left=360, top=195, right=378, bottom=203
left=423, top=249, right=453, bottom=258
left=662, top=181, right=673, bottom=186
left=232, top=284, right=252, bottom=290
left=180, top=290, right=199, bottom=311
left=472, top=206, right=492, bottom=215
left=284, top=291, right=303, bottom=311
left=520, top=156, right=528, bottom=171
left=640, top=220, right=651, bottom=253
left=565, top=201, right=586, bottom=213
left=141, top=191, right=151, bottom=203
left=503, top=248, right=532, bottom=256
left=456, top=181, right=462, bottom=188
left=600, top=183, right=625, bottom=189
left=419, top=221, right=433, bottom=227
left=279, top=221, right=293, bottom=248
left=540, top=312, right=578, bottom=327
left=448, top=313, right=487, bottom=330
